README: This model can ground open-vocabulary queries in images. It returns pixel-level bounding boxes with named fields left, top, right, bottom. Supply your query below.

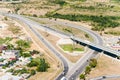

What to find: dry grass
left=12, top=19, right=62, bottom=80
left=37, top=29, right=84, bottom=63
left=87, top=54, right=120, bottom=80
left=0, top=0, right=119, bottom=17
left=28, top=17, right=93, bottom=42
left=0, top=16, right=61, bottom=79
left=104, top=27, right=120, bottom=36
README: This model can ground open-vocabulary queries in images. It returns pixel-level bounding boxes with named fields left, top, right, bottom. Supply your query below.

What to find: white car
left=61, top=77, right=67, bottom=80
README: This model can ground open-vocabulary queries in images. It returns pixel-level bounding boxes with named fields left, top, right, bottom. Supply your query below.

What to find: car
left=61, top=77, right=67, bottom=80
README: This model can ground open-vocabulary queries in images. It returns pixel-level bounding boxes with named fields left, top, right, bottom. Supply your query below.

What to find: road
left=29, top=17, right=103, bottom=44
left=31, top=18, right=104, bottom=80
left=90, top=75, right=120, bottom=80
left=71, top=37, right=120, bottom=57
left=1, top=13, right=71, bottom=80
left=66, top=50, right=97, bottom=80
left=11, top=14, right=103, bottom=80
left=1, top=13, right=104, bottom=80
left=25, top=17, right=104, bottom=80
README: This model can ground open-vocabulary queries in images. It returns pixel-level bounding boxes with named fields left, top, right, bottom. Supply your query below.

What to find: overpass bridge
left=71, top=36, right=120, bottom=59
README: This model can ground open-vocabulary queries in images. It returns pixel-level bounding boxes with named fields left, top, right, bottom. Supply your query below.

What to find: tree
left=85, top=66, right=91, bottom=75
left=7, top=44, right=14, bottom=50
left=80, top=74, right=86, bottom=80
left=31, top=50, right=40, bottom=54
left=84, top=33, right=89, bottom=38
left=89, top=58, right=97, bottom=68
left=4, top=17, right=8, bottom=21
left=20, top=68, right=28, bottom=74
left=15, top=7, right=20, bottom=14
left=16, top=40, right=31, bottom=49
left=27, top=60, right=39, bottom=67
left=22, top=53, right=31, bottom=57
left=33, top=14, right=37, bottom=17
left=37, top=58, right=50, bottom=72
left=30, top=69, right=36, bottom=75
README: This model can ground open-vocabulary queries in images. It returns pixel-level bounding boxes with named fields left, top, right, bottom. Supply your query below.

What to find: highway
left=66, top=50, right=97, bottom=80
left=1, top=13, right=105, bottom=80
left=22, top=16, right=103, bottom=80
left=30, top=17, right=103, bottom=44
left=71, top=36, right=120, bottom=57
left=27, top=24, right=69, bottom=80
left=6, top=13, right=103, bottom=80
left=1, top=13, right=71, bottom=80
left=32, top=18, right=104, bottom=79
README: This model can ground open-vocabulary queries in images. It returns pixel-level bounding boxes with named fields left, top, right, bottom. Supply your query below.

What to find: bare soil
left=87, top=54, right=120, bottom=80
left=37, top=29, right=83, bottom=63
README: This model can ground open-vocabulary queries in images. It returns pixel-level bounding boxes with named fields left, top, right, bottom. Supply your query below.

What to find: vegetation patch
left=104, top=31, right=120, bottom=36
left=79, top=58, right=97, bottom=80
left=52, top=0, right=67, bottom=6
left=27, top=58, right=50, bottom=72
left=60, top=44, right=84, bottom=52
left=8, top=25, right=21, bottom=34
left=46, top=13, right=120, bottom=31
left=0, top=37, right=12, bottom=45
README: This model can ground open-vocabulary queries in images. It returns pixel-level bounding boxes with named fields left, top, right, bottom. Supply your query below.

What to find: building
left=0, top=0, right=27, bottom=3
left=0, top=45, right=7, bottom=53
left=2, top=50, right=19, bottom=60
left=111, top=44, right=120, bottom=52
left=0, top=73, right=25, bottom=80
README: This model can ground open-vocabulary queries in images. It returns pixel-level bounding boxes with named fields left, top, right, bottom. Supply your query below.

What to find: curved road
left=1, top=13, right=70, bottom=80
left=1, top=13, right=103, bottom=80
left=30, top=17, right=103, bottom=44
left=24, top=17, right=103, bottom=80
left=29, top=17, right=103, bottom=80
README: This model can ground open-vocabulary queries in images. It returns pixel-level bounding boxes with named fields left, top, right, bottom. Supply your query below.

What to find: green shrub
left=85, top=66, right=91, bottom=74
left=46, top=13, right=120, bottom=31
left=80, top=74, right=86, bottom=80
left=89, top=58, right=97, bottom=68
left=37, top=58, right=50, bottom=72
left=30, top=69, right=36, bottom=75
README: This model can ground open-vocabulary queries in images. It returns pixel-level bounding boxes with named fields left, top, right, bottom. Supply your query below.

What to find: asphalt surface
left=30, top=17, right=103, bottom=44
left=1, top=13, right=70, bottom=80
left=33, top=18, right=104, bottom=80
left=23, top=17, right=103, bottom=80
left=1, top=13, right=104, bottom=80
left=66, top=50, right=97, bottom=80
left=72, top=37, right=120, bottom=57
left=90, top=75, right=120, bottom=80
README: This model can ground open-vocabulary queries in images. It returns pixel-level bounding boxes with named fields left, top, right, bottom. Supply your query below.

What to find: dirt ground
left=18, top=21, right=63, bottom=80
left=37, top=29, right=84, bottom=63
left=0, top=16, right=62, bottom=80
left=87, top=54, right=120, bottom=80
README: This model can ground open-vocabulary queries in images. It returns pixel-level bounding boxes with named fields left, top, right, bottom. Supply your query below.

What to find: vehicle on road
left=60, top=77, right=67, bottom=80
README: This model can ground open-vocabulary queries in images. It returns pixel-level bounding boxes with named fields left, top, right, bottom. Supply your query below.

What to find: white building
left=2, top=50, right=19, bottom=60
left=0, top=73, right=25, bottom=80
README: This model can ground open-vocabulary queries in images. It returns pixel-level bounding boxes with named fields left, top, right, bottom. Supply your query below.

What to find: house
left=0, top=73, right=25, bottom=80
left=20, top=73, right=30, bottom=79
left=111, top=44, right=120, bottom=52
left=2, top=50, right=19, bottom=60
left=0, top=45, right=7, bottom=53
